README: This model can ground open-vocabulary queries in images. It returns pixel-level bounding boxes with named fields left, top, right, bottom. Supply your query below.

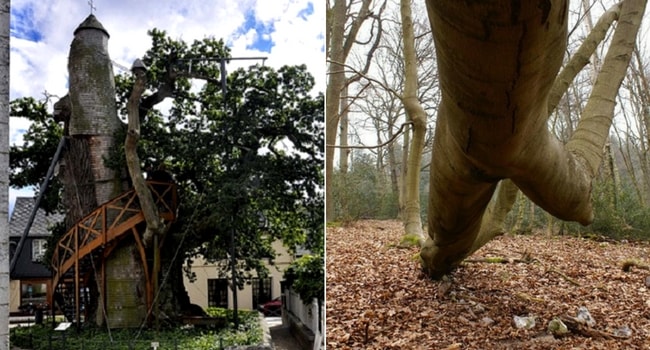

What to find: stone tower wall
left=68, top=15, right=123, bottom=204
left=66, top=15, right=146, bottom=329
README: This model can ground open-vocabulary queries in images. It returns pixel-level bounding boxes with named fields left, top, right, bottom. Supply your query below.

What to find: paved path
left=266, top=317, right=303, bottom=350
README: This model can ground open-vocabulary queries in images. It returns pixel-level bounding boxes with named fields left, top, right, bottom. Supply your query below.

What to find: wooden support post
left=132, top=227, right=152, bottom=324
left=101, top=249, right=106, bottom=325
left=153, top=233, right=160, bottom=332
left=75, top=228, right=80, bottom=329
left=102, top=205, right=107, bottom=246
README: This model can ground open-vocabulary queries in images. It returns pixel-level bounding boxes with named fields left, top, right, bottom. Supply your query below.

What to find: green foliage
left=284, top=254, right=324, bottom=303
left=10, top=309, right=262, bottom=349
left=11, top=29, right=324, bottom=294
left=115, top=29, right=325, bottom=284
left=397, top=233, right=422, bottom=248
left=9, top=97, right=64, bottom=214
left=505, top=179, right=650, bottom=241
left=587, top=180, right=650, bottom=240
left=330, top=153, right=399, bottom=221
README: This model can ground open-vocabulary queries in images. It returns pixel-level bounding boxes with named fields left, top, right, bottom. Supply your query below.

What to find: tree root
left=465, top=251, right=536, bottom=264
left=515, top=292, right=545, bottom=303
left=464, top=257, right=511, bottom=264
left=546, top=268, right=581, bottom=286
left=559, top=315, right=630, bottom=340
left=396, top=233, right=424, bottom=248
left=621, top=258, right=650, bottom=272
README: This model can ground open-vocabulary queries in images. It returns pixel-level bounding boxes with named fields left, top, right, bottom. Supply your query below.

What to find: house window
left=207, top=279, right=228, bottom=308
left=251, top=277, right=272, bottom=310
left=32, top=239, right=47, bottom=262
left=21, top=282, right=47, bottom=307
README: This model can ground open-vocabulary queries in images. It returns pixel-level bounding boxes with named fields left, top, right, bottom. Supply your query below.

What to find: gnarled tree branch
left=125, top=69, right=164, bottom=246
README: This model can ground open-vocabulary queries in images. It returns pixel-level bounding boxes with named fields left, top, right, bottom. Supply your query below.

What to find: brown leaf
left=327, top=220, right=650, bottom=349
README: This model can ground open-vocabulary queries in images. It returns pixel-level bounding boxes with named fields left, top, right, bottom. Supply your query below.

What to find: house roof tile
left=9, top=197, right=64, bottom=237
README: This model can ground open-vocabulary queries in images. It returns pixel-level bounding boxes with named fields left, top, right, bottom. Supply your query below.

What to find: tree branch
left=328, top=59, right=402, bottom=99
left=125, top=69, right=164, bottom=246
left=326, top=121, right=412, bottom=149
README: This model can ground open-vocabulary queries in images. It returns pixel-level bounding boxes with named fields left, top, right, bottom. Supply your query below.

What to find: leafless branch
left=327, top=121, right=413, bottom=149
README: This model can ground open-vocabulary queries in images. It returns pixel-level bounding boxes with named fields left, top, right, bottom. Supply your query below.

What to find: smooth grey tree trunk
left=0, top=0, right=10, bottom=348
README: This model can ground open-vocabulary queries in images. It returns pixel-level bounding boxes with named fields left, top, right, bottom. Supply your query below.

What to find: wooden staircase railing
left=51, top=180, right=177, bottom=325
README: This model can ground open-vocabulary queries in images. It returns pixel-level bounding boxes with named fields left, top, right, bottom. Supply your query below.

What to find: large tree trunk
left=465, top=1, right=625, bottom=253
left=421, top=0, right=646, bottom=278
left=0, top=0, right=9, bottom=347
left=125, top=63, right=173, bottom=328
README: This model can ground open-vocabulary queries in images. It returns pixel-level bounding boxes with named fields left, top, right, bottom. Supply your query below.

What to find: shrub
left=10, top=309, right=263, bottom=350
left=284, top=254, right=324, bottom=303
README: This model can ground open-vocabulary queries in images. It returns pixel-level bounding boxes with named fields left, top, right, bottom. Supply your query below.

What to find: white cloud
left=8, top=0, right=324, bottom=207
left=10, top=0, right=324, bottom=102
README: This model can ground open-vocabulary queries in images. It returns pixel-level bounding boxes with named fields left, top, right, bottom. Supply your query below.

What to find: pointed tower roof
left=73, top=14, right=109, bottom=37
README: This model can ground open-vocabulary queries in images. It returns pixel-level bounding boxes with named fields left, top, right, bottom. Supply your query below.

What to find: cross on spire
left=88, top=0, right=96, bottom=14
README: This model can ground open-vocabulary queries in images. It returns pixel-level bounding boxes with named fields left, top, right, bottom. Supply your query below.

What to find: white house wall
left=183, top=240, right=294, bottom=311
left=9, top=280, right=20, bottom=313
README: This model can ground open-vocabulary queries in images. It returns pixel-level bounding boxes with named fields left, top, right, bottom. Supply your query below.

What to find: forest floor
left=326, top=220, right=650, bottom=349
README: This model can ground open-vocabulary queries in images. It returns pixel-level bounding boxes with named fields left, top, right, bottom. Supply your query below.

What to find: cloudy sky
left=9, top=0, right=324, bottom=212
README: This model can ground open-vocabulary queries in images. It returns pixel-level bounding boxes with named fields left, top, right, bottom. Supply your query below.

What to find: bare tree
left=326, top=0, right=385, bottom=221
left=341, top=0, right=438, bottom=232
left=399, top=0, right=427, bottom=238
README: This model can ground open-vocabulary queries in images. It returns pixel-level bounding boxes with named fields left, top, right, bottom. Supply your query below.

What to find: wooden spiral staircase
left=51, top=181, right=177, bottom=326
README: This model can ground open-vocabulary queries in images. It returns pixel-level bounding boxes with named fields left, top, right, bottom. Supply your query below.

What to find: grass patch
left=397, top=233, right=422, bottom=248
left=10, top=308, right=263, bottom=350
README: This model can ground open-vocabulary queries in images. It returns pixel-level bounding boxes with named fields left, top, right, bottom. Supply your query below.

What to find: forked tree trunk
left=464, top=1, right=625, bottom=254
left=421, top=0, right=646, bottom=278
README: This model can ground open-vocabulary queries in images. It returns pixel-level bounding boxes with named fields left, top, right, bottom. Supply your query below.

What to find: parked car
left=259, top=297, right=282, bottom=316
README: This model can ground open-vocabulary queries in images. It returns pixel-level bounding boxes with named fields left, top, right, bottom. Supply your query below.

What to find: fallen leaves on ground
left=326, top=220, right=650, bottom=349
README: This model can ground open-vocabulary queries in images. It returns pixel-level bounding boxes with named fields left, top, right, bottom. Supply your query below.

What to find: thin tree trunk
left=566, top=0, right=646, bottom=174
left=124, top=67, right=173, bottom=326
left=400, top=0, right=426, bottom=238
left=326, top=0, right=378, bottom=221
left=333, top=112, right=349, bottom=219
left=400, top=123, right=410, bottom=219
left=631, top=48, right=650, bottom=206
left=548, top=2, right=621, bottom=113
left=613, top=116, right=644, bottom=204
left=325, top=0, right=346, bottom=222
left=339, top=85, right=350, bottom=174
left=387, top=120, right=402, bottom=218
